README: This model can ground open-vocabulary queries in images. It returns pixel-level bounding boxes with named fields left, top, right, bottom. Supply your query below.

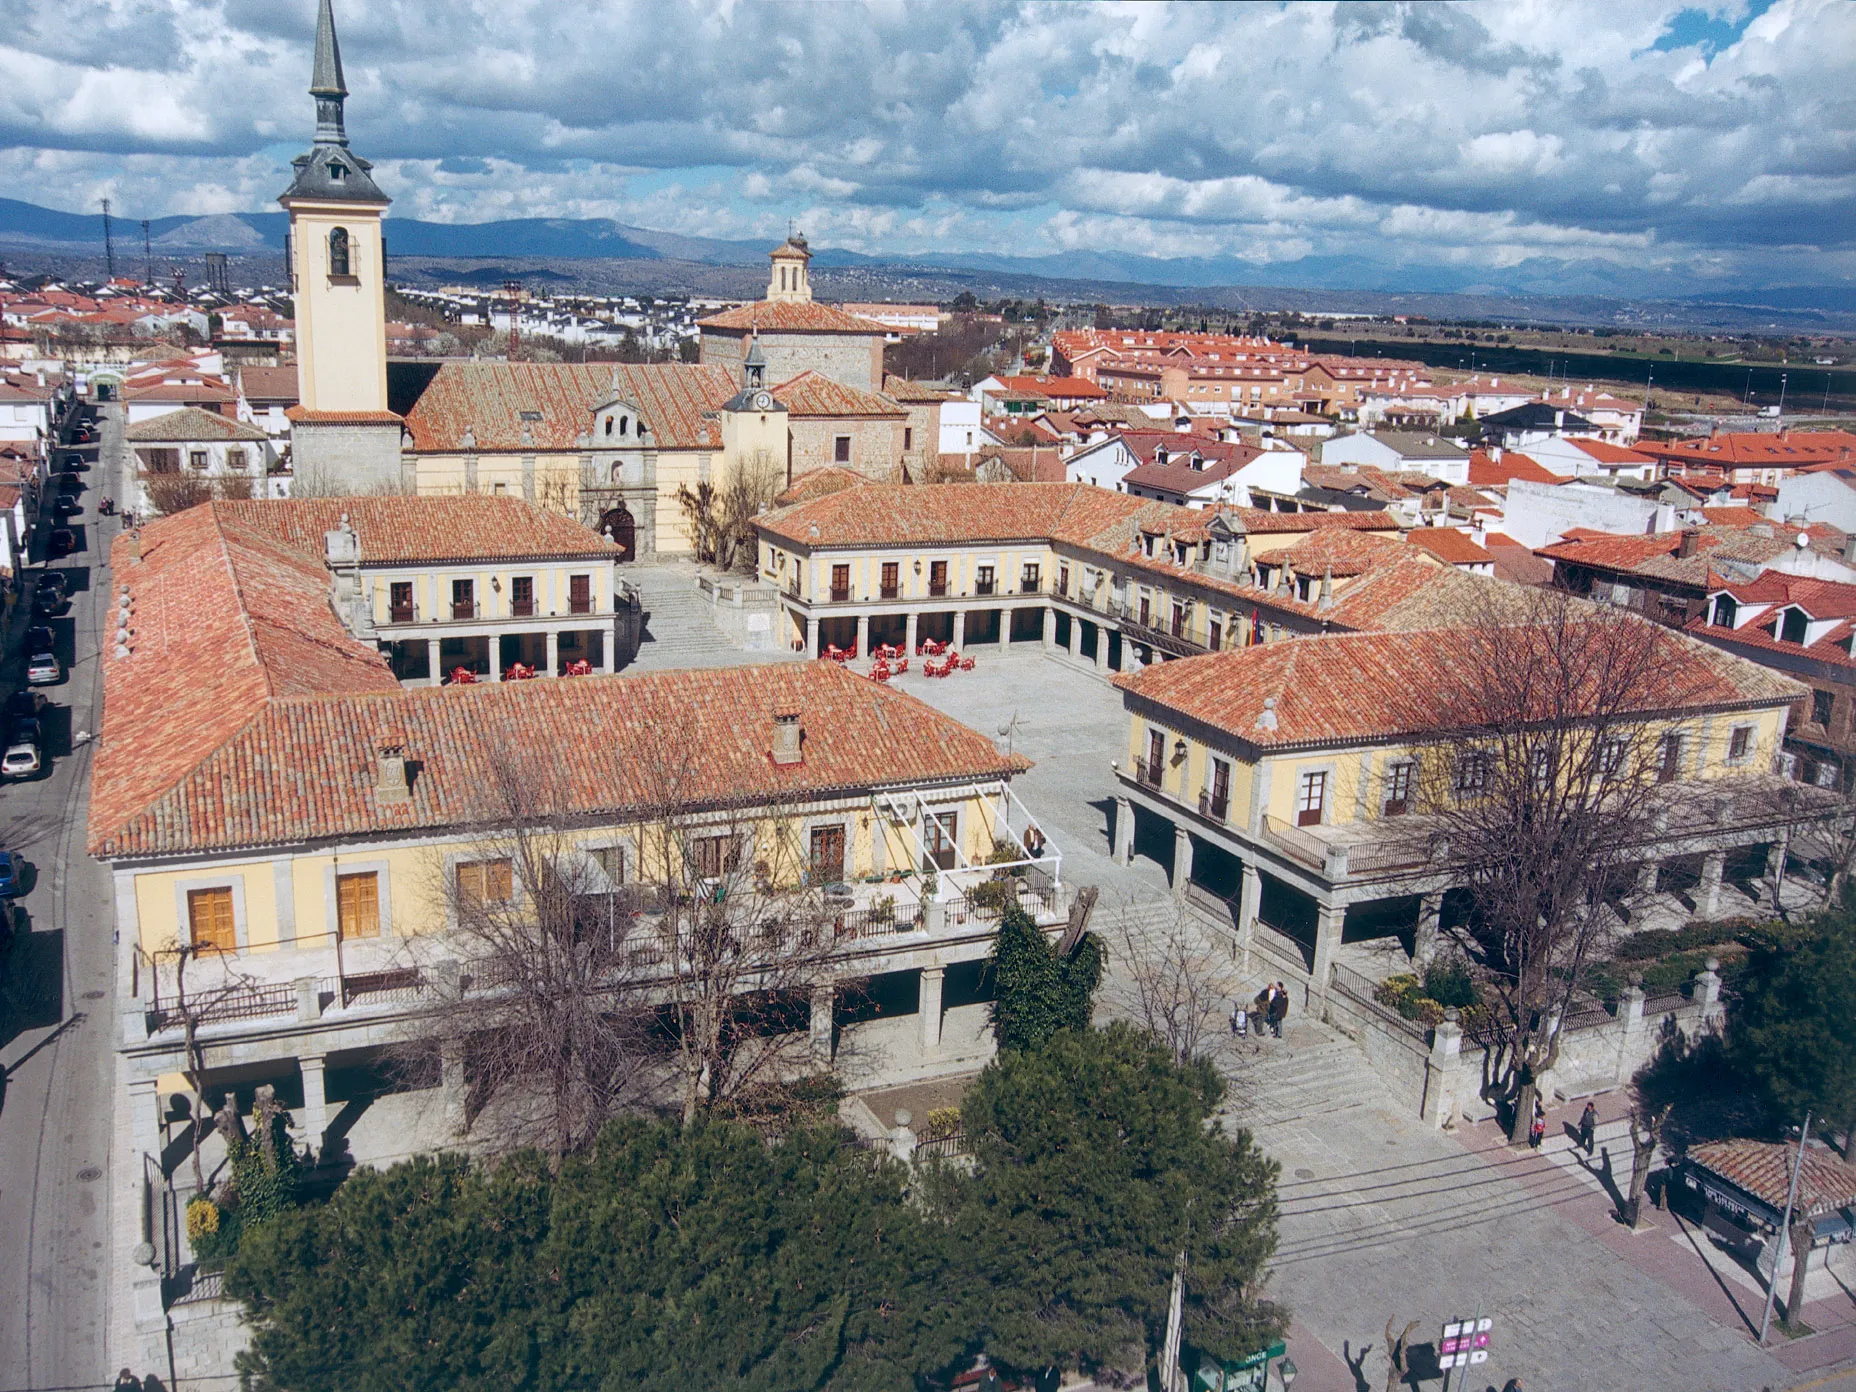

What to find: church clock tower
left=281, top=0, right=403, bottom=491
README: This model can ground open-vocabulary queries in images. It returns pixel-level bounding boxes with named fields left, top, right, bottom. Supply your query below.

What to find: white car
left=2, top=741, right=41, bottom=779
left=25, top=652, right=61, bottom=686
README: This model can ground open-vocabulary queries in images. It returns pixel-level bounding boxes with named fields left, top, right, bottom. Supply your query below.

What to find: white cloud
left=0, top=0, right=1846, bottom=290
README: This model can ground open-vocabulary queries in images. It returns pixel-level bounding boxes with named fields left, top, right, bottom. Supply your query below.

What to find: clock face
left=754, top=391, right=773, bottom=410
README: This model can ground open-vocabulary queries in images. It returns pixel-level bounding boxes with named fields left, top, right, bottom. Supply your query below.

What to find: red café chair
left=562, top=659, right=594, bottom=677
left=448, top=666, right=478, bottom=685
left=960, top=656, right=976, bottom=671
left=895, top=657, right=908, bottom=674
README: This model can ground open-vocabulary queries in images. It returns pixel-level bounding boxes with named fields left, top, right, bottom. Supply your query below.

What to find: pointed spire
left=310, top=0, right=347, bottom=99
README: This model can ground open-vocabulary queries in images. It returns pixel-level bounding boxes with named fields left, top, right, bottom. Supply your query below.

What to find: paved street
left=0, top=406, right=118, bottom=1390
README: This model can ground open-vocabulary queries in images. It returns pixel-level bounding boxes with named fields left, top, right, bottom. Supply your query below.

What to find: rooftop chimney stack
left=375, top=742, right=410, bottom=804
left=771, top=713, right=803, bottom=766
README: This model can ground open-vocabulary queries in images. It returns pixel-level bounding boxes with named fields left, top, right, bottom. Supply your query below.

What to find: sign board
left=1189, top=1342, right=1288, bottom=1392
left=1438, top=1317, right=1492, bottom=1369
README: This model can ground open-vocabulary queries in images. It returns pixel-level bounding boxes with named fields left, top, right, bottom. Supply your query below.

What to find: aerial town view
left=3, top=2, right=1855, bottom=1389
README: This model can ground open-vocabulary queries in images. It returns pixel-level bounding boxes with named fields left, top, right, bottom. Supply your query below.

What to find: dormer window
left=1782, top=607, right=1810, bottom=644
left=1711, top=594, right=1736, bottom=628
left=328, top=226, right=351, bottom=276
left=329, top=162, right=347, bottom=181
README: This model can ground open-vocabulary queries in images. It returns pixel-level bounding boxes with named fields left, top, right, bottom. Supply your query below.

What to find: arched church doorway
left=599, top=505, right=637, bottom=562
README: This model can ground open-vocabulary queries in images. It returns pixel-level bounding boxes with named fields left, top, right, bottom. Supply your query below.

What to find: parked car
left=48, top=529, right=76, bottom=557
left=39, top=571, right=69, bottom=597
left=52, top=496, right=81, bottom=518
left=10, top=715, right=40, bottom=746
left=0, top=850, right=23, bottom=897
left=26, top=652, right=62, bottom=685
left=0, top=898, right=20, bottom=949
left=59, top=453, right=88, bottom=470
left=4, top=690, right=41, bottom=722
left=3, top=740, right=42, bottom=779
left=54, top=471, right=81, bottom=492
left=25, top=627, right=54, bottom=655
left=30, top=588, right=65, bottom=618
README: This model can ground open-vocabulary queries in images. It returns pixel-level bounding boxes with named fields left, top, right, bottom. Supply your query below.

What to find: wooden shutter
left=337, top=871, right=380, bottom=939
left=187, top=887, right=236, bottom=952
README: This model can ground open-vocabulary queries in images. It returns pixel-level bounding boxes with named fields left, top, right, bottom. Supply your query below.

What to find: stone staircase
left=1217, top=1023, right=1388, bottom=1132
left=623, top=565, right=791, bottom=672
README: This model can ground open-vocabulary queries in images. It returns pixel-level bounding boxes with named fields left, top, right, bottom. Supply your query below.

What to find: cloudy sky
left=1, top=0, right=1851, bottom=291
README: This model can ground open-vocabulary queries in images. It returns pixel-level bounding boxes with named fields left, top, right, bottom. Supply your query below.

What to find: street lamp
left=1277, top=1354, right=1297, bottom=1389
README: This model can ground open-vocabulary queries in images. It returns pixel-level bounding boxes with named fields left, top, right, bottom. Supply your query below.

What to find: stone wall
left=704, top=330, right=886, bottom=393
left=290, top=420, right=407, bottom=496
left=789, top=416, right=905, bottom=481
left=697, top=573, right=782, bottom=650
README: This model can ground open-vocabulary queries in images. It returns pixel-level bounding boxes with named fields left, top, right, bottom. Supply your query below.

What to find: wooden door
left=599, top=505, right=636, bottom=562
left=809, top=825, right=847, bottom=884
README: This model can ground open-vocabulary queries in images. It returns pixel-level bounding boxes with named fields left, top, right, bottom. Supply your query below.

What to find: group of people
left=1230, top=981, right=1291, bottom=1040
left=1528, top=1097, right=1601, bottom=1154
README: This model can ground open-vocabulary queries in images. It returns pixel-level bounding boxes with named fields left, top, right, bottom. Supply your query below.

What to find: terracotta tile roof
left=760, top=482, right=1144, bottom=549
left=1644, top=430, right=1856, bottom=469
left=776, top=466, right=866, bottom=507
left=127, top=380, right=234, bottom=405
left=994, top=374, right=1106, bottom=399
left=882, top=375, right=958, bottom=404
left=969, top=446, right=1069, bottom=484
left=237, top=366, right=300, bottom=403
left=90, top=508, right=403, bottom=858
left=284, top=407, right=402, bottom=425
left=93, top=649, right=1022, bottom=859
left=697, top=300, right=889, bottom=334
left=1406, top=528, right=1496, bottom=567
left=1304, top=463, right=1424, bottom=502
left=1700, top=506, right=1769, bottom=527
left=771, top=370, right=906, bottom=419
left=1274, top=528, right=1415, bottom=579
left=1569, top=438, right=1655, bottom=466
left=1114, top=623, right=1802, bottom=751
left=1231, top=509, right=1400, bottom=535
left=1687, top=1141, right=1856, bottom=1218
left=214, top=496, right=619, bottom=565
left=1468, top=450, right=1561, bottom=486
left=401, top=361, right=736, bottom=452
left=125, top=407, right=271, bottom=444
left=1686, top=571, right=1856, bottom=672
left=1538, top=521, right=1852, bottom=585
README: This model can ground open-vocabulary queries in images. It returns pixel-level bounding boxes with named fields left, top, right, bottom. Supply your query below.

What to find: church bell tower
left=281, top=0, right=404, bottom=491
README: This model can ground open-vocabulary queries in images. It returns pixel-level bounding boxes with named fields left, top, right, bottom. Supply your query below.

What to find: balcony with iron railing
left=388, top=603, right=416, bottom=624
left=510, top=598, right=536, bottom=617
left=1198, top=789, right=1229, bottom=823
left=830, top=585, right=852, bottom=602
left=974, top=578, right=997, bottom=597
left=568, top=595, right=595, bottom=615
left=1134, top=756, right=1163, bottom=790
left=880, top=583, right=900, bottom=599
left=451, top=599, right=479, bottom=620
left=928, top=581, right=949, bottom=597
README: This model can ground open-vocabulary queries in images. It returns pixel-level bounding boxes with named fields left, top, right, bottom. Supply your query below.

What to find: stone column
left=1113, top=795, right=1135, bottom=865
left=805, top=614, right=819, bottom=658
left=809, top=984, right=835, bottom=1064
left=488, top=634, right=503, bottom=682
left=1696, top=956, right=1725, bottom=1027
left=1635, top=859, right=1661, bottom=896
left=441, top=1036, right=468, bottom=1138
left=1172, top=824, right=1193, bottom=901
left=855, top=612, right=870, bottom=657
left=1237, top=862, right=1262, bottom=971
left=1616, top=982, right=1648, bottom=1086
left=1068, top=617, right=1082, bottom=659
left=1042, top=607, right=1056, bottom=651
left=905, top=611, right=919, bottom=655
left=1310, top=901, right=1344, bottom=1015
left=295, top=975, right=322, bottom=1023
left=426, top=637, right=441, bottom=686
left=128, top=1076, right=163, bottom=1161
left=1414, top=892, right=1443, bottom=969
left=919, top=966, right=945, bottom=1053
left=545, top=629, right=560, bottom=676
left=1698, top=850, right=1727, bottom=917
left=952, top=610, right=966, bottom=650
left=299, top=1054, right=329, bottom=1159
left=1095, top=625, right=1111, bottom=672
left=1421, top=1008, right=1464, bottom=1129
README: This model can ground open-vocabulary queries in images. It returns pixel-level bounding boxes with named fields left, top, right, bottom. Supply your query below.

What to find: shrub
left=919, top=1107, right=963, bottom=1142
left=1422, top=958, right=1478, bottom=1009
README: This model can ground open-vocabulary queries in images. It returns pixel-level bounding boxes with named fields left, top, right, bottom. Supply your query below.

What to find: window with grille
left=389, top=581, right=414, bottom=622
left=1658, top=734, right=1684, bottom=783
left=976, top=565, right=996, bottom=595
left=187, top=887, right=236, bottom=952
left=569, top=574, right=592, bottom=614
left=1021, top=563, right=1040, bottom=592
left=1813, top=689, right=1835, bottom=727
left=511, top=575, right=534, bottom=616
left=880, top=562, right=899, bottom=598
left=809, top=825, right=846, bottom=883
left=336, top=871, right=380, bottom=940
left=456, top=858, right=513, bottom=905
left=451, top=578, right=475, bottom=618
left=1455, top=753, right=1489, bottom=797
left=1383, top=761, right=1414, bottom=816
left=1728, top=726, right=1753, bottom=762
left=592, top=845, right=626, bottom=885
left=831, top=564, right=851, bottom=601
left=691, top=834, right=739, bottom=880
left=1296, top=771, right=1327, bottom=826
left=328, top=226, right=351, bottom=276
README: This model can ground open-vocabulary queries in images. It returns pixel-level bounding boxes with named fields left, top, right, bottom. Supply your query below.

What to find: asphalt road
left=0, top=406, right=118, bottom=1389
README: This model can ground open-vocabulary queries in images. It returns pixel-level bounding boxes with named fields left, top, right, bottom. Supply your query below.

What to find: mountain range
left=3, top=196, right=1853, bottom=320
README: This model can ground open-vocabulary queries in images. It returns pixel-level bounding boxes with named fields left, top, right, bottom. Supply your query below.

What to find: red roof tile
left=215, top=496, right=620, bottom=565
left=402, top=361, right=736, bottom=452
left=126, top=407, right=271, bottom=444
left=697, top=300, right=890, bottom=334
left=1468, top=450, right=1561, bottom=486
left=772, top=370, right=906, bottom=419
left=1406, top=528, right=1496, bottom=567
left=1688, top=1140, right=1856, bottom=1218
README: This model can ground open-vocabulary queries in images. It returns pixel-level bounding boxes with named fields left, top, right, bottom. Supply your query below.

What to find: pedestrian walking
left=1528, top=1098, right=1546, bottom=1150
left=1267, top=981, right=1289, bottom=1038
left=1579, top=1100, right=1598, bottom=1156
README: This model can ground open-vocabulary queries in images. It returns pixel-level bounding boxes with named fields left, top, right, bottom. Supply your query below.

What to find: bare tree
left=1382, top=1319, right=1421, bottom=1392
left=1401, top=588, right=1701, bottom=1144
left=1109, top=900, right=1245, bottom=1066
left=676, top=449, right=784, bottom=572
left=1622, top=1101, right=1671, bottom=1229
left=425, top=750, right=653, bottom=1164
left=628, top=736, right=841, bottom=1125
left=150, top=942, right=266, bottom=1191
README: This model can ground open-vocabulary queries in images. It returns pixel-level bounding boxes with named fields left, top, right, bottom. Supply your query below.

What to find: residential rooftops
left=125, top=407, right=271, bottom=444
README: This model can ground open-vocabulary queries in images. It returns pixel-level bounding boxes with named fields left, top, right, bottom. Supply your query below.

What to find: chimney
left=375, top=743, right=410, bottom=805
left=1844, top=534, right=1856, bottom=565
left=1676, top=528, right=1700, bottom=558
left=771, top=712, right=803, bottom=766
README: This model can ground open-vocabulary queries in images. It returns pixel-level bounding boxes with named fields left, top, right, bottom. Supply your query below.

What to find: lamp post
left=1778, top=372, right=1788, bottom=417
left=1277, top=1354, right=1297, bottom=1390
